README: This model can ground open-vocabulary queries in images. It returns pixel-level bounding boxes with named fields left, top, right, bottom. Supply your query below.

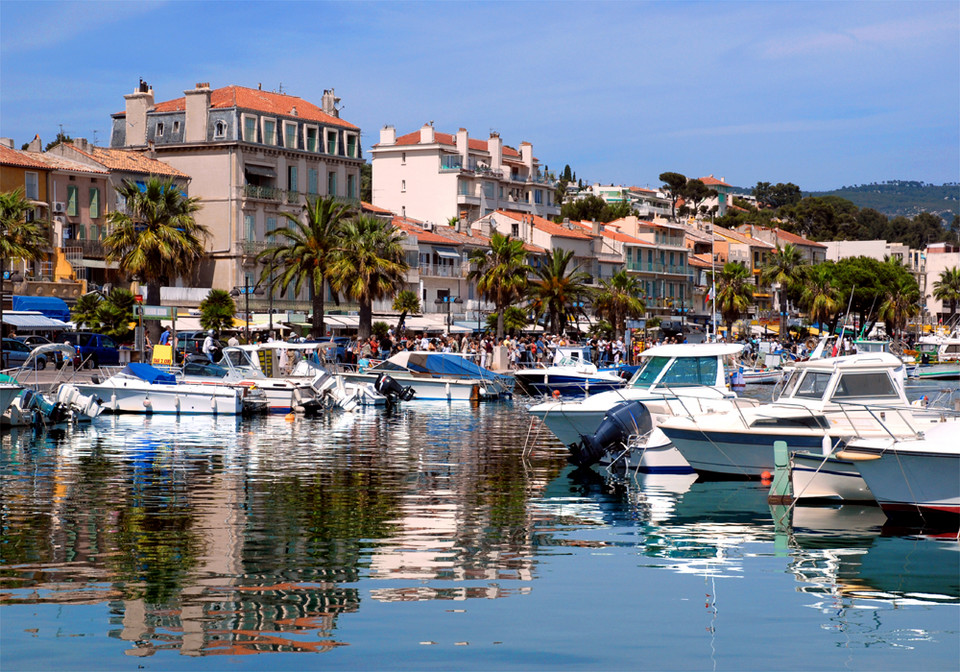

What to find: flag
left=706, top=286, right=715, bottom=303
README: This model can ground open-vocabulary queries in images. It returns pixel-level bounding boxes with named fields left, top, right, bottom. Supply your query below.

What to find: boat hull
left=790, top=450, right=874, bottom=501
left=75, top=380, right=243, bottom=415
left=342, top=372, right=480, bottom=401
left=514, top=371, right=624, bottom=397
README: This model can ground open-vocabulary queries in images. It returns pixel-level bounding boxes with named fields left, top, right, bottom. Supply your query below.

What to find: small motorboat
left=514, top=346, right=625, bottom=397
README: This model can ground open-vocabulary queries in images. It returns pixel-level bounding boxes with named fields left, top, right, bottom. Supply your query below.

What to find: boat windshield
left=182, top=361, right=229, bottom=378
left=556, top=357, right=579, bottom=367
left=792, top=371, right=832, bottom=399
left=630, top=355, right=719, bottom=389
left=630, top=356, right=670, bottom=388
left=855, top=341, right=887, bottom=353
left=831, top=372, right=899, bottom=400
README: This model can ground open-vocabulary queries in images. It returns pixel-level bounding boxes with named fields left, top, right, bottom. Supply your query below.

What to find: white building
left=370, top=125, right=559, bottom=227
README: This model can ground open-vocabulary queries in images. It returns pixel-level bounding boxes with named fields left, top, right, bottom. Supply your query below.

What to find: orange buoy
left=760, top=470, right=772, bottom=481
left=285, top=412, right=295, bottom=422
left=552, top=390, right=561, bottom=399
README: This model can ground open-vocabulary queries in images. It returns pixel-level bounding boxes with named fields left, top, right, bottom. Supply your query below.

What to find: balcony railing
left=626, top=262, right=689, bottom=275
left=65, top=239, right=107, bottom=259
left=243, top=184, right=283, bottom=201
left=419, top=263, right=465, bottom=278
left=236, top=240, right=271, bottom=256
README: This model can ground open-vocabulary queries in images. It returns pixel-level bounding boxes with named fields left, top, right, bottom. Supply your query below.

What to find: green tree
left=529, top=248, right=592, bottom=335
left=96, top=287, right=136, bottom=341
left=558, top=194, right=606, bottom=223
left=752, top=181, right=802, bottom=209
left=485, top=305, right=528, bottom=335
left=932, top=266, right=960, bottom=324
left=259, top=196, right=353, bottom=338
left=761, top=243, right=809, bottom=336
left=468, top=232, right=531, bottom=339
left=658, top=172, right=687, bottom=221
left=360, top=163, right=372, bottom=203
left=104, top=178, right=206, bottom=341
left=593, top=269, right=645, bottom=338
left=712, top=262, right=754, bottom=337
left=801, top=265, right=840, bottom=329
left=71, top=292, right=103, bottom=330
left=199, top=289, right=236, bottom=333
left=681, top=179, right=717, bottom=218
left=329, top=215, right=408, bottom=339
left=392, top=289, right=421, bottom=331
left=878, top=275, right=920, bottom=340
left=1, top=187, right=47, bottom=277
left=372, top=320, right=390, bottom=339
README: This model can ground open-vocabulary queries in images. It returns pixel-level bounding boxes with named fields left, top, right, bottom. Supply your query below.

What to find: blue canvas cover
left=123, top=362, right=177, bottom=385
left=404, top=353, right=510, bottom=382
left=12, top=295, right=71, bottom=322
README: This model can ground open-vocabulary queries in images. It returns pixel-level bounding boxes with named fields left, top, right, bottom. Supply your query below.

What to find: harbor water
left=2, top=382, right=958, bottom=670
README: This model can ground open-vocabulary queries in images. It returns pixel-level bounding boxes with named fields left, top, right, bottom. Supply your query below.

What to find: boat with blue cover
left=514, top=346, right=626, bottom=396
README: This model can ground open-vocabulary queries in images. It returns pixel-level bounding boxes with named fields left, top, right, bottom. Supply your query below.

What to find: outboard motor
left=568, top=400, right=652, bottom=467
left=375, top=373, right=415, bottom=402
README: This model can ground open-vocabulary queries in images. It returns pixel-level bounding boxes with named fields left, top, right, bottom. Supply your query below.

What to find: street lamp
left=0, top=270, right=24, bottom=369
left=230, top=278, right=265, bottom=343
left=434, top=295, right=462, bottom=334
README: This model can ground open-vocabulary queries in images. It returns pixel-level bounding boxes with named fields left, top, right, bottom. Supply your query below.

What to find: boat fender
left=569, top=400, right=652, bottom=467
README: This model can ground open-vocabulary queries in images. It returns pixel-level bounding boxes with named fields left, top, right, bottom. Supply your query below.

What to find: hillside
left=806, top=181, right=959, bottom=222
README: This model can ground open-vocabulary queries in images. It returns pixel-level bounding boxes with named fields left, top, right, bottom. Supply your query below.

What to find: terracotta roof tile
left=688, top=253, right=715, bottom=268
left=700, top=176, right=732, bottom=187
left=67, top=145, right=188, bottom=177
left=761, top=226, right=826, bottom=248
left=29, top=153, right=109, bottom=175
left=361, top=200, right=393, bottom=215
left=496, top=210, right=592, bottom=240
left=0, top=145, right=51, bottom=170
left=713, top=226, right=775, bottom=248
left=392, top=218, right=461, bottom=245
left=143, top=86, right=358, bottom=130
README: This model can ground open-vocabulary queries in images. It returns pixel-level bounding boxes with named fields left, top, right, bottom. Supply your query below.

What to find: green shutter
left=67, top=185, right=78, bottom=216
left=89, top=188, right=100, bottom=219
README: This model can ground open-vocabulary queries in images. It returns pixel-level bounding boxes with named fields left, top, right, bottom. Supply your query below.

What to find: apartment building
left=737, top=225, right=826, bottom=264
left=626, top=187, right=672, bottom=220
left=924, top=243, right=960, bottom=323
left=370, top=125, right=559, bottom=227
left=110, top=80, right=362, bottom=308
left=699, top=175, right=735, bottom=216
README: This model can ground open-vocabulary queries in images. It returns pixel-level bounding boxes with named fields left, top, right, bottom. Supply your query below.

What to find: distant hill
left=805, top=181, right=959, bottom=222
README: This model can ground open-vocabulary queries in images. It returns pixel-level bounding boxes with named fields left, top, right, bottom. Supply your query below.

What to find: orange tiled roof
left=66, top=144, right=188, bottom=177
left=30, top=152, right=109, bottom=175
left=392, top=218, right=462, bottom=245
left=700, top=175, right=732, bottom=187
left=466, top=228, right=545, bottom=255
left=713, top=226, right=774, bottom=248
left=144, top=86, right=358, bottom=130
left=765, top=226, right=826, bottom=248
left=361, top=200, right=393, bottom=215
left=568, top=219, right=656, bottom=246
left=496, top=210, right=592, bottom=240
left=688, top=253, right=715, bottom=268
left=390, top=130, right=522, bottom=158
left=0, top=144, right=50, bottom=170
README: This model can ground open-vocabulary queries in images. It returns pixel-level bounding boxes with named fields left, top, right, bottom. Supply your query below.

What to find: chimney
left=456, top=127, right=468, bottom=165
left=27, top=134, right=42, bottom=152
left=379, top=125, right=396, bottom=145
left=420, top=123, right=435, bottom=144
left=520, top=141, right=533, bottom=169
left=124, top=81, right=154, bottom=147
left=74, top=138, right=89, bottom=152
left=0, top=138, right=14, bottom=149
left=184, top=82, right=211, bottom=143
left=488, top=132, right=502, bottom=171
left=592, top=220, right=601, bottom=236
left=321, top=89, right=340, bottom=118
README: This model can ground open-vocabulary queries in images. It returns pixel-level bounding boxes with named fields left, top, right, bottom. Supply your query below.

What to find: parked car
left=174, top=332, right=223, bottom=363
left=2, top=338, right=48, bottom=370
left=58, top=332, right=121, bottom=369
left=15, top=335, right=53, bottom=347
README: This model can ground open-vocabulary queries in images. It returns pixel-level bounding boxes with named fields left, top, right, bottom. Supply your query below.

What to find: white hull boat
left=790, top=446, right=875, bottom=502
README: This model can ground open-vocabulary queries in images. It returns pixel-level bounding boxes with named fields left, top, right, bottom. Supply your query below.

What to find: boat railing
left=832, top=400, right=960, bottom=440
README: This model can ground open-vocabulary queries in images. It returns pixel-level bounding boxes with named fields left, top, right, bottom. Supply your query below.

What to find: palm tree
left=259, top=196, right=353, bottom=338
left=96, top=288, right=136, bottom=341
left=392, top=289, right=420, bottom=332
left=879, top=276, right=921, bottom=340
left=71, top=292, right=103, bottom=330
left=104, top=178, right=206, bottom=341
left=2, top=188, right=48, bottom=364
left=932, top=266, right=960, bottom=325
left=801, top=265, right=840, bottom=331
left=712, top=262, right=754, bottom=338
left=329, top=215, right=408, bottom=339
left=593, top=269, right=645, bottom=338
left=468, top=231, right=531, bottom=339
left=761, top=243, right=808, bottom=337
left=485, top=305, right=529, bottom=335
left=529, top=248, right=592, bottom=335
left=200, top=289, right=237, bottom=333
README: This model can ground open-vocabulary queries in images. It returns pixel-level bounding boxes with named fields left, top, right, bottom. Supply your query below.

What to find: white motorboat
left=659, top=352, right=952, bottom=479
left=913, top=331, right=960, bottom=380
left=0, top=382, right=22, bottom=417
left=790, top=440, right=876, bottom=502
left=74, top=363, right=250, bottom=415
left=529, top=343, right=758, bottom=471
left=341, top=351, right=509, bottom=401
left=514, top=346, right=626, bottom=396
left=838, top=421, right=960, bottom=518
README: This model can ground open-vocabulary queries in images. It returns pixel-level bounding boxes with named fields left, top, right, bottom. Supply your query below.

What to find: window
left=483, top=182, right=494, bottom=199
left=24, top=172, right=39, bottom=200
left=173, top=120, right=180, bottom=134
left=401, top=152, right=406, bottom=165
left=67, top=185, right=78, bottom=216
left=288, top=165, right=298, bottom=192
left=89, top=188, right=100, bottom=219
left=511, top=223, right=519, bottom=237
left=327, top=171, right=337, bottom=195
left=401, top=179, right=406, bottom=193
left=262, top=118, right=277, bottom=145
left=534, top=189, right=542, bottom=204
left=658, top=356, right=718, bottom=388
left=156, top=122, right=164, bottom=137
left=499, top=186, right=504, bottom=198
left=308, top=168, right=318, bottom=194
left=794, top=371, right=832, bottom=399
left=284, top=122, right=297, bottom=149
left=266, top=217, right=277, bottom=235
left=325, top=129, right=338, bottom=154
left=244, top=214, right=255, bottom=241
left=345, top=133, right=357, bottom=158
left=831, top=373, right=899, bottom=400
left=215, top=120, right=226, bottom=139
left=347, top=174, right=356, bottom=199
left=243, top=115, right=257, bottom=142
left=305, top=126, right=318, bottom=152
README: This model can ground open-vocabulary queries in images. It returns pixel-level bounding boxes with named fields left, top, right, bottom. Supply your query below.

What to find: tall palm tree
left=71, top=292, right=103, bottom=330
left=801, top=265, right=840, bottom=331
left=529, top=248, right=592, bottom=335
left=467, top=232, right=531, bottom=339
left=392, top=289, right=421, bottom=332
left=593, top=269, right=645, bottom=339
left=932, top=266, right=960, bottom=326
left=712, top=262, right=754, bottom=338
left=199, top=289, right=237, bottom=334
left=761, top=243, right=808, bottom=337
left=104, top=178, right=206, bottom=341
left=329, top=215, right=408, bottom=339
left=259, top=196, right=353, bottom=338
left=879, top=276, right=921, bottom=340
left=2, top=188, right=48, bottom=364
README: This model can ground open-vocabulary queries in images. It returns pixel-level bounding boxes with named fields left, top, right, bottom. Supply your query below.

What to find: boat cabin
left=626, top=343, right=742, bottom=392
left=774, top=353, right=908, bottom=407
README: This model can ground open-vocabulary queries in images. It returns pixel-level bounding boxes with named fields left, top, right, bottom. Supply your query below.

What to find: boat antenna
left=859, top=293, right=878, bottom=339
left=835, top=285, right=856, bottom=355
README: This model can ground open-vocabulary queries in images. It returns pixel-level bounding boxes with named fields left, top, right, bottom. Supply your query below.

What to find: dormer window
left=262, top=118, right=277, bottom=145
left=283, top=121, right=298, bottom=149
left=173, top=121, right=180, bottom=134
left=215, top=120, right=226, bottom=139
left=156, top=122, right=164, bottom=137
left=304, top=125, right=319, bottom=152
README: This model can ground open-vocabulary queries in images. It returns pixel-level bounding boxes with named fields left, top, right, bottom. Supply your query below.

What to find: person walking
left=202, top=330, right=217, bottom=363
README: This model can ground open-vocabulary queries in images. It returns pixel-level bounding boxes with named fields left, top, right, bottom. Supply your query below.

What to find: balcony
left=236, top=240, right=271, bottom=263
left=243, top=184, right=282, bottom=201
left=65, top=239, right=107, bottom=260
left=626, top=261, right=690, bottom=276
left=419, top=263, right=465, bottom=278
left=440, top=155, right=463, bottom=172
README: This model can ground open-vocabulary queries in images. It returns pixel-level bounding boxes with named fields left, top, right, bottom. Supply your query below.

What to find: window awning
left=244, top=164, right=277, bottom=178
left=433, top=246, right=461, bottom=260
left=2, top=311, right=70, bottom=329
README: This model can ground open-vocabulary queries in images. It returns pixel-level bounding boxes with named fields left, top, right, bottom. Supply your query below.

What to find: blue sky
left=2, top=1, right=957, bottom=191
